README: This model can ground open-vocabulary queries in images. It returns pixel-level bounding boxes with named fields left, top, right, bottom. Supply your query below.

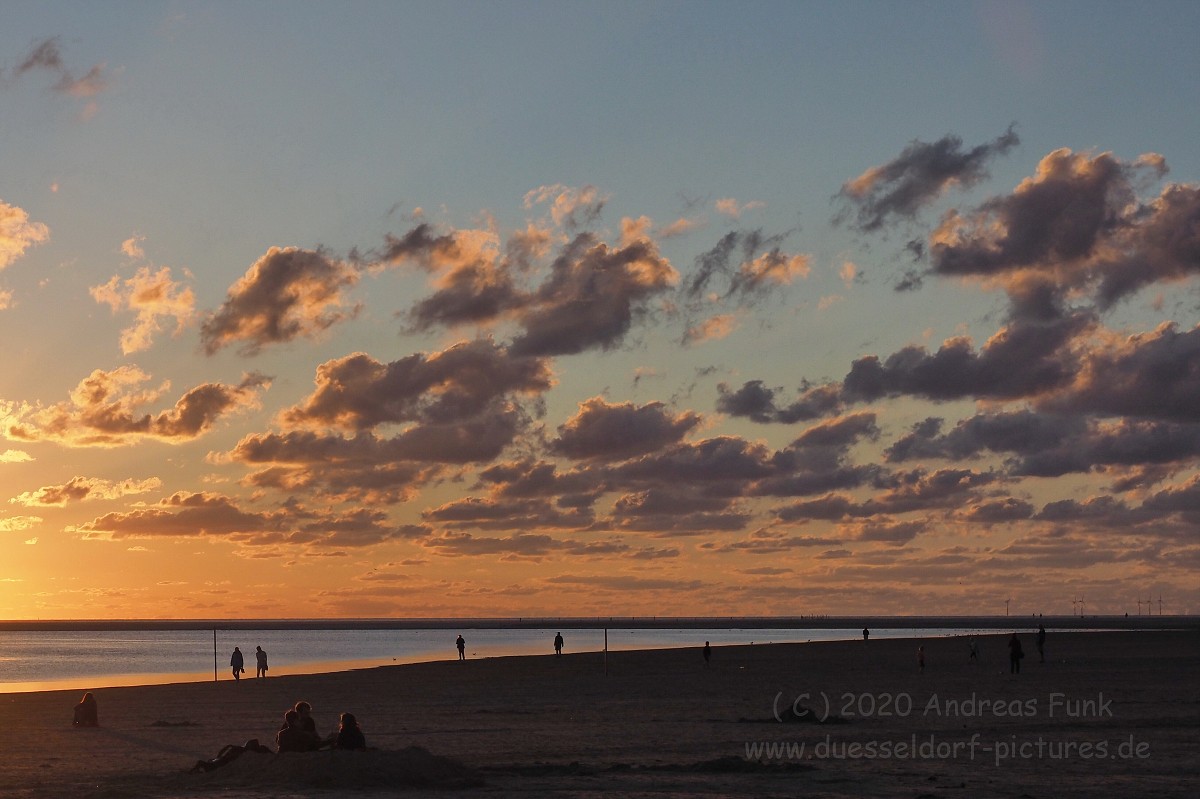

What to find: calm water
left=0, top=626, right=1008, bottom=693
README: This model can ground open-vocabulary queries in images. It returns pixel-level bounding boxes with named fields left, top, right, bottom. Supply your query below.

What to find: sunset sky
left=2, top=1, right=1198, bottom=619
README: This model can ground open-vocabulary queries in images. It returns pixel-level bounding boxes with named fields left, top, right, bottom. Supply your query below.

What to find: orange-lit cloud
left=683, top=313, right=738, bottom=344
left=10, top=476, right=162, bottom=507
left=715, top=198, right=765, bottom=219
left=1, top=199, right=50, bottom=270
left=2, top=367, right=270, bottom=446
left=201, top=247, right=360, bottom=355
left=523, top=184, right=608, bottom=229
left=91, top=266, right=196, bottom=354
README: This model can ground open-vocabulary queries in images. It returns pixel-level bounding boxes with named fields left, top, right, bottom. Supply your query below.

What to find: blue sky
left=1, top=1, right=1198, bottom=618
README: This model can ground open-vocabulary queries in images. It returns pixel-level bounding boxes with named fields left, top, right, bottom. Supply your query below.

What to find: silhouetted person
left=554, top=632, right=564, bottom=657
left=256, top=645, right=268, bottom=678
left=73, top=691, right=98, bottom=727
left=862, top=628, right=869, bottom=641
left=1036, top=625, right=1046, bottom=663
left=703, top=640, right=711, bottom=667
left=456, top=634, right=466, bottom=661
left=276, top=710, right=320, bottom=752
left=230, top=647, right=244, bottom=681
left=918, top=645, right=925, bottom=674
left=968, top=637, right=979, bottom=662
left=335, top=712, right=367, bottom=751
left=1008, top=633, right=1024, bottom=674
left=293, top=701, right=322, bottom=736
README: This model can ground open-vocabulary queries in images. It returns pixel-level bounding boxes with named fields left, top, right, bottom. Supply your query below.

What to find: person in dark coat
left=73, top=692, right=98, bottom=727
left=1008, top=633, right=1024, bottom=674
left=255, top=645, right=268, bottom=677
left=230, top=647, right=244, bottom=681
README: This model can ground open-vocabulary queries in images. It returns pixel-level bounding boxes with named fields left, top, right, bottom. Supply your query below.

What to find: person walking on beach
left=255, top=646, right=268, bottom=678
left=554, top=632, right=564, bottom=657
left=230, top=647, right=244, bottom=681
left=703, top=640, right=711, bottom=667
left=456, top=634, right=466, bottom=661
left=1008, top=633, right=1024, bottom=674
left=862, top=628, right=869, bottom=641
left=968, top=637, right=979, bottom=662
left=1036, top=625, right=1046, bottom=663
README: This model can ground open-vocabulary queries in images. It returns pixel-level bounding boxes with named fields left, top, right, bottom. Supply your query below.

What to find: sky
left=1, top=1, right=1198, bottom=620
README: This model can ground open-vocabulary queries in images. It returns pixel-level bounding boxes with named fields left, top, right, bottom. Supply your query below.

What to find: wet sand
left=0, top=629, right=1196, bottom=798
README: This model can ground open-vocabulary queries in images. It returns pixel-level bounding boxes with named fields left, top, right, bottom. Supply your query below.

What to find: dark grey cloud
left=280, top=340, right=552, bottom=431
left=927, top=149, right=1195, bottom=311
left=550, top=398, right=701, bottom=462
left=842, top=313, right=1091, bottom=403
left=511, top=233, right=677, bottom=356
left=716, top=380, right=843, bottom=423
left=837, top=126, right=1019, bottom=231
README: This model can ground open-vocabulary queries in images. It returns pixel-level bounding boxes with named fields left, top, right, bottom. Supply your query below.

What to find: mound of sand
left=186, top=746, right=483, bottom=790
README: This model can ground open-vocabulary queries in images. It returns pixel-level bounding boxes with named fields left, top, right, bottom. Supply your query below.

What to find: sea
left=1, top=626, right=1009, bottom=693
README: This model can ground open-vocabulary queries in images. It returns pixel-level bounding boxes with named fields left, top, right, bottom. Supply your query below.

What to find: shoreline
left=0, top=630, right=1196, bottom=798
left=0, top=623, right=1180, bottom=695
left=1, top=625, right=1168, bottom=696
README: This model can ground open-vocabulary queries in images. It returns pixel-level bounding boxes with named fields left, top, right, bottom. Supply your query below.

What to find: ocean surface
left=2, top=626, right=1020, bottom=693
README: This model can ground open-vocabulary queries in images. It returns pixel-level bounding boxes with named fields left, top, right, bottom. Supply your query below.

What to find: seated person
left=73, top=692, right=99, bottom=727
left=294, top=700, right=319, bottom=734
left=276, top=710, right=321, bottom=752
left=334, top=712, right=366, bottom=751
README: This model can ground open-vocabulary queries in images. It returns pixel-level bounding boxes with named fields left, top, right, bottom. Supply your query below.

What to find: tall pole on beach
left=604, top=627, right=608, bottom=676
left=213, top=629, right=217, bottom=683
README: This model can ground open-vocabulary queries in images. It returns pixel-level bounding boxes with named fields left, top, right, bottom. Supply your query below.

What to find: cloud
left=683, top=230, right=809, bottom=304
left=840, top=313, right=1092, bottom=403
left=423, top=531, right=623, bottom=558
left=200, top=247, right=360, bottom=355
left=715, top=198, right=765, bottom=219
left=1, top=200, right=51, bottom=270
left=550, top=398, right=701, bottom=462
left=121, top=235, right=146, bottom=259
left=13, top=37, right=113, bottom=104
left=927, top=148, right=1192, bottom=310
left=11, top=476, right=162, bottom=507
left=837, top=126, right=1019, bottom=231
left=523, top=184, right=607, bottom=229
left=382, top=217, right=678, bottom=357
left=279, top=339, right=552, bottom=431
left=2, top=367, right=270, bottom=446
left=0, top=516, right=42, bottom=532
left=75, top=491, right=405, bottom=548
left=91, top=266, right=196, bottom=354
left=1, top=449, right=32, bottom=463
left=716, top=380, right=843, bottom=423
left=228, top=353, right=541, bottom=501
left=513, top=230, right=678, bottom=356
left=682, top=313, right=738, bottom=345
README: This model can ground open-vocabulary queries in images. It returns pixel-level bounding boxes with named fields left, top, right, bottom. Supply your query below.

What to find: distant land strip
left=0, top=615, right=1195, bottom=632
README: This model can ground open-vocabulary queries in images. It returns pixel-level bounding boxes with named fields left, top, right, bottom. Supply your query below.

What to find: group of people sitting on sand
left=277, top=700, right=366, bottom=752
left=190, top=700, right=367, bottom=772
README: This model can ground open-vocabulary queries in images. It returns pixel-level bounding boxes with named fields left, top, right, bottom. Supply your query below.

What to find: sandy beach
left=0, top=629, right=1196, bottom=798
